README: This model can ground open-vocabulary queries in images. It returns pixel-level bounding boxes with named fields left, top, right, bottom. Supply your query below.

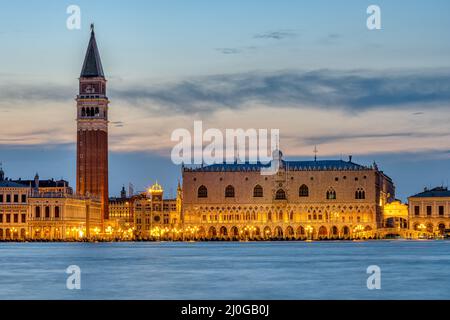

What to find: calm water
left=0, top=241, right=449, bottom=300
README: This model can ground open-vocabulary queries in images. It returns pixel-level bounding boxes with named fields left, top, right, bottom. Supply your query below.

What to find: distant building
left=182, top=152, right=395, bottom=240
left=0, top=167, right=29, bottom=240
left=108, top=186, right=134, bottom=238
left=12, top=173, right=72, bottom=195
left=408, top=187, right=450, bottom=237
left=0, top=166, right=101, bottom=240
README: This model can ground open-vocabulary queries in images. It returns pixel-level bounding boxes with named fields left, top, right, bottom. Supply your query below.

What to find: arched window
left=45, top=206, right=50, bottom=219
left=326, top=188, right=336, bottom=200
left=355, top=188, right=365, bottom=199
left=225, top=185, right=235, bottom=198
left=275, top=189, right=286, bottom=200
left=299, top=184, right=309, bottom=197
left=35, top=207, right=41, bottom=219
left=95, top=107, right=99, bottom=115
left=253, top=185, right=263, bottom=197
left=198, top=185, right=208, bottom=198
left=55, top=206, right=60, bottom=219
left=81, top=108, right=86, bottom=117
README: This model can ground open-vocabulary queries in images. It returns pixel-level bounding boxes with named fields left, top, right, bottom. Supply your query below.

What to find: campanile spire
left=76, top=26, right=109, bottom=221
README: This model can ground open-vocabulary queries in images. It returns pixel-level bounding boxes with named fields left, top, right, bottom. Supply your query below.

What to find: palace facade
left=182, top=152, right=395, bottom=240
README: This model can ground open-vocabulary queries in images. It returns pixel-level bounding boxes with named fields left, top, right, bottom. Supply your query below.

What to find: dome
left=149, top=181, right=163, bottom=194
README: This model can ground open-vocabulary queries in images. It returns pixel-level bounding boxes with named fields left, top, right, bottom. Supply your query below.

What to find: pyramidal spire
left=80, top=24, right=105, bottom=78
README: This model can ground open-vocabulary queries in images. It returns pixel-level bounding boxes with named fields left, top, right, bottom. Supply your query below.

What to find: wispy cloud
left=254, top=30, right=297, bottom=40
left=215, top=48, right=242, bottom=55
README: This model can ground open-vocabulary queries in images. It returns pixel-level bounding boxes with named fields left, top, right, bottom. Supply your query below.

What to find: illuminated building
left=408, top=187, right=450, bottom=238
left=108, top=186, right=134, bottom=239
left=0, top=167, right=29, bottom=240
left=382, top=200, right=408, bottom=229
left=182, top=152, right=395, bottom=240
left=28, top=193, right=102, bottom=240
left=133, top=182, right=182, bottom=239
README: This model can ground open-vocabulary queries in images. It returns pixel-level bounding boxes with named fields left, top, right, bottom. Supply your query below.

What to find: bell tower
left=76, top=24, right=109, bottom=221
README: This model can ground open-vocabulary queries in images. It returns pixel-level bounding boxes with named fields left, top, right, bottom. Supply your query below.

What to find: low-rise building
left=0, top=168, right=29, bottom=240
left=28, top=193, right=102, bottom=240
left=408, top=187, right=450, bottom=238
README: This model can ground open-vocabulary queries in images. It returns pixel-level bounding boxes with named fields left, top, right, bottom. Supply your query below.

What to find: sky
left=0, top=0, right=449, bottom=200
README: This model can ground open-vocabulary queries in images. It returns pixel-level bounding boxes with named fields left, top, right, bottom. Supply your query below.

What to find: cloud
left=108, top=69, right=450, bottom=115
left=215, top=48, right=242, bottom=55
left=2, top=69, right=450, bottom=117
left=2, top=68, right=450, bottom=158
left=299, top=132, right=443, bottom=146
left=0, top=83, right=72, bottom=104
left=254, top=30, right=297, bottom=40
left=111, top=121, right=125, bottom=128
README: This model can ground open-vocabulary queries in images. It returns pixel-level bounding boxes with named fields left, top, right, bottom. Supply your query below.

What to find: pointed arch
left=225, top=185, right=235, bottom=198
left=299, top=184, right=309, bottom=197
left=326, top=188, right=336, bottom=200
left=355, top=188, right=366, bottom=199
left=198, top=185, right=208, bottom=198
left=275, top=189, right=286, bottom=200
left=253, top=185, right=263, bottom=197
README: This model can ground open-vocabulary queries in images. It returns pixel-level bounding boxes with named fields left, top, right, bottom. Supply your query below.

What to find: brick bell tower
left=76, top=24, right=109, bottom=221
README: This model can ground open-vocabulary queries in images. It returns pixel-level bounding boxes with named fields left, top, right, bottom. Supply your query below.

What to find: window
left=326, top=188, right=336, bottom=200
left=6, top=214, right=11, bottom=223
left=21, top=214, right=26, bottom=223
left=0, top=214, right=2, bottom=223
left=13, top=194, right=18, bottom=203
left=426, top=206, right=432, bottom=216
left=55, top=207, right=60, bottom=219
left=21, top=194, right=26, bottom=203
left=14, top=214, right=18, bottom=223
left=439, top=206, right=444, bottom=216
left=253, top=185, right=263, bottom=197
left=225, top=185, right=235, bottom=198
left=355, top=188, right=365, bottom=200
left=275, top=189, right=286, bottom=200
left=6, top=195, right=11, bottom=203
left=35, top=207, right=41, bottom=218
left=299, top=185, right=309, bottom=197
left=45, top=206, right=50, bottom=219
left=0, top=194, right=3, bottom=203
left=197, top=185, right=208, bottom=198
left=414, top=206, right=420, bottom=216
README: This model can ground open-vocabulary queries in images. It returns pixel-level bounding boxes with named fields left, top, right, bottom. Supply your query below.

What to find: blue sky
left=0, top=0, right=449, bottom=200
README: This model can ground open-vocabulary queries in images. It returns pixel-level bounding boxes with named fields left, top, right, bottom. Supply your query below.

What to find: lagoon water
left=0, top=241, right=449, bottom=300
